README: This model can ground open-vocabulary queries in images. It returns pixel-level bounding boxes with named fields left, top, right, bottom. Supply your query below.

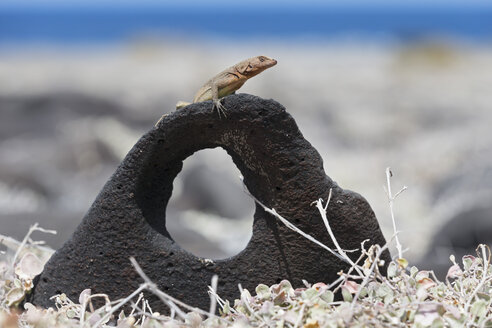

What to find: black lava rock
left=31, top=94, right=390, bottom=312
left=419, top=204, right=492, bottom=278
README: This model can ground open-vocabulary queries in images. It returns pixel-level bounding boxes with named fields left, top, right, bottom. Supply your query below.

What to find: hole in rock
left=166, top=148, right=255, bottom=260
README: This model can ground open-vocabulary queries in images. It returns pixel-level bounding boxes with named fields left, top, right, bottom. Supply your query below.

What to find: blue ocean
left=1, top=4, right=492, bottom=44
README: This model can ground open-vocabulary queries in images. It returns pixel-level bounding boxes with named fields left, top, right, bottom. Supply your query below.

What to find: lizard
left=175, top=55, right=277, bottom=118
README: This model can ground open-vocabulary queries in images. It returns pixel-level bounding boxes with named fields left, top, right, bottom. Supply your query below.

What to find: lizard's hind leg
left=211, top=83, right=227, bottom=118
left=213, top=99, right=227, bottom=118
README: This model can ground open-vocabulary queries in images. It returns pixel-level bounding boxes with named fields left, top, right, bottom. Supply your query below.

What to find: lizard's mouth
left=257, top=55, right=277, bottom=68
left=264, top=56, right=277, bottom=67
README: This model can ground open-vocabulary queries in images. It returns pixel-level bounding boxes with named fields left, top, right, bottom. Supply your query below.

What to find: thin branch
left=208, top=286, right=236, bottom=314
left=464, top=244, right=491, bottom=313
left=331, top=241, right=372, bottom=293
left=11, top=223, right=56, bottom=270
left=351, top=243, right=390, bottom=312
left=209, top=274, right=218, bottom=317
left=79, top=293, right=111, bottom=327
left=129, top=257, right=230, bottom=324
left=129, top=293, right=144, bottom=318
left=238, top=284, right=267, bottom=325
left=140, top=296, right=147, bottom=327
left=385, top=167, right=406, bottom=260
left=314, top=189, right=363, bottom=277
left=92, top=284, right=148, bottom=327
left=241, top=182, right=349, bottom=264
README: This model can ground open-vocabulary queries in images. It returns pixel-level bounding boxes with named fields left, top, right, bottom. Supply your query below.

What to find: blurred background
left=1, top=0, right=491, bottom=278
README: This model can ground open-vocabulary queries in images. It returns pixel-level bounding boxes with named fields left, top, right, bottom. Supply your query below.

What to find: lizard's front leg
left=211, top=83, right=227, bottom=118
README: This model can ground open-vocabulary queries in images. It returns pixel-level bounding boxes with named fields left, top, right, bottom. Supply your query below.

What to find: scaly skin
left=176, top=55, right=277, bottom=117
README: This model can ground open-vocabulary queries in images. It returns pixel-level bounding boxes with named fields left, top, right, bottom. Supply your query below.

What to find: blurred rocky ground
left=0, top=42, right=491, bottom=276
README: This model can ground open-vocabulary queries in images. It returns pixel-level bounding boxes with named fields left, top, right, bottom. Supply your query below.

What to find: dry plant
left=1, top=169, right=491, bottom=327
left=384, top=167, right=408, bottom=261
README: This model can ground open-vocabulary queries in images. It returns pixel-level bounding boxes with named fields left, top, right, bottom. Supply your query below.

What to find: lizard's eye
left=259, top=57, right=265, bottom=62
left=248, top=64, right=253, bottom=69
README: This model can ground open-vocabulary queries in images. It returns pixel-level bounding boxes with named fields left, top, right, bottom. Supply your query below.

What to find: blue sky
left=1, top=0, right=492, bottom=8
left=1, top=0, right=491, bottom=44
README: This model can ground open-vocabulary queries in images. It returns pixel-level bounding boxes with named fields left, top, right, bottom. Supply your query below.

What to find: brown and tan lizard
left=175, top=55, right=277, bottom=117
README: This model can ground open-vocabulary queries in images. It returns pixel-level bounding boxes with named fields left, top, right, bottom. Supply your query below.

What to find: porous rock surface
left=31, top=94, right=390, bottom=312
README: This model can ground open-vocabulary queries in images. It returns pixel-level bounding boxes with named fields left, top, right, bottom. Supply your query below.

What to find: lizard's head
left=237, top=55, right=277, bottom=77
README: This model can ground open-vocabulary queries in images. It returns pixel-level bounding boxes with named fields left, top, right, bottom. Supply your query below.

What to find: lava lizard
left=175, top=55, right=277, bottom=117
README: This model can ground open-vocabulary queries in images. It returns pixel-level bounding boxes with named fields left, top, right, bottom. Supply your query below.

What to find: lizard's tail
left=176, top=101, right=192, bottom=109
